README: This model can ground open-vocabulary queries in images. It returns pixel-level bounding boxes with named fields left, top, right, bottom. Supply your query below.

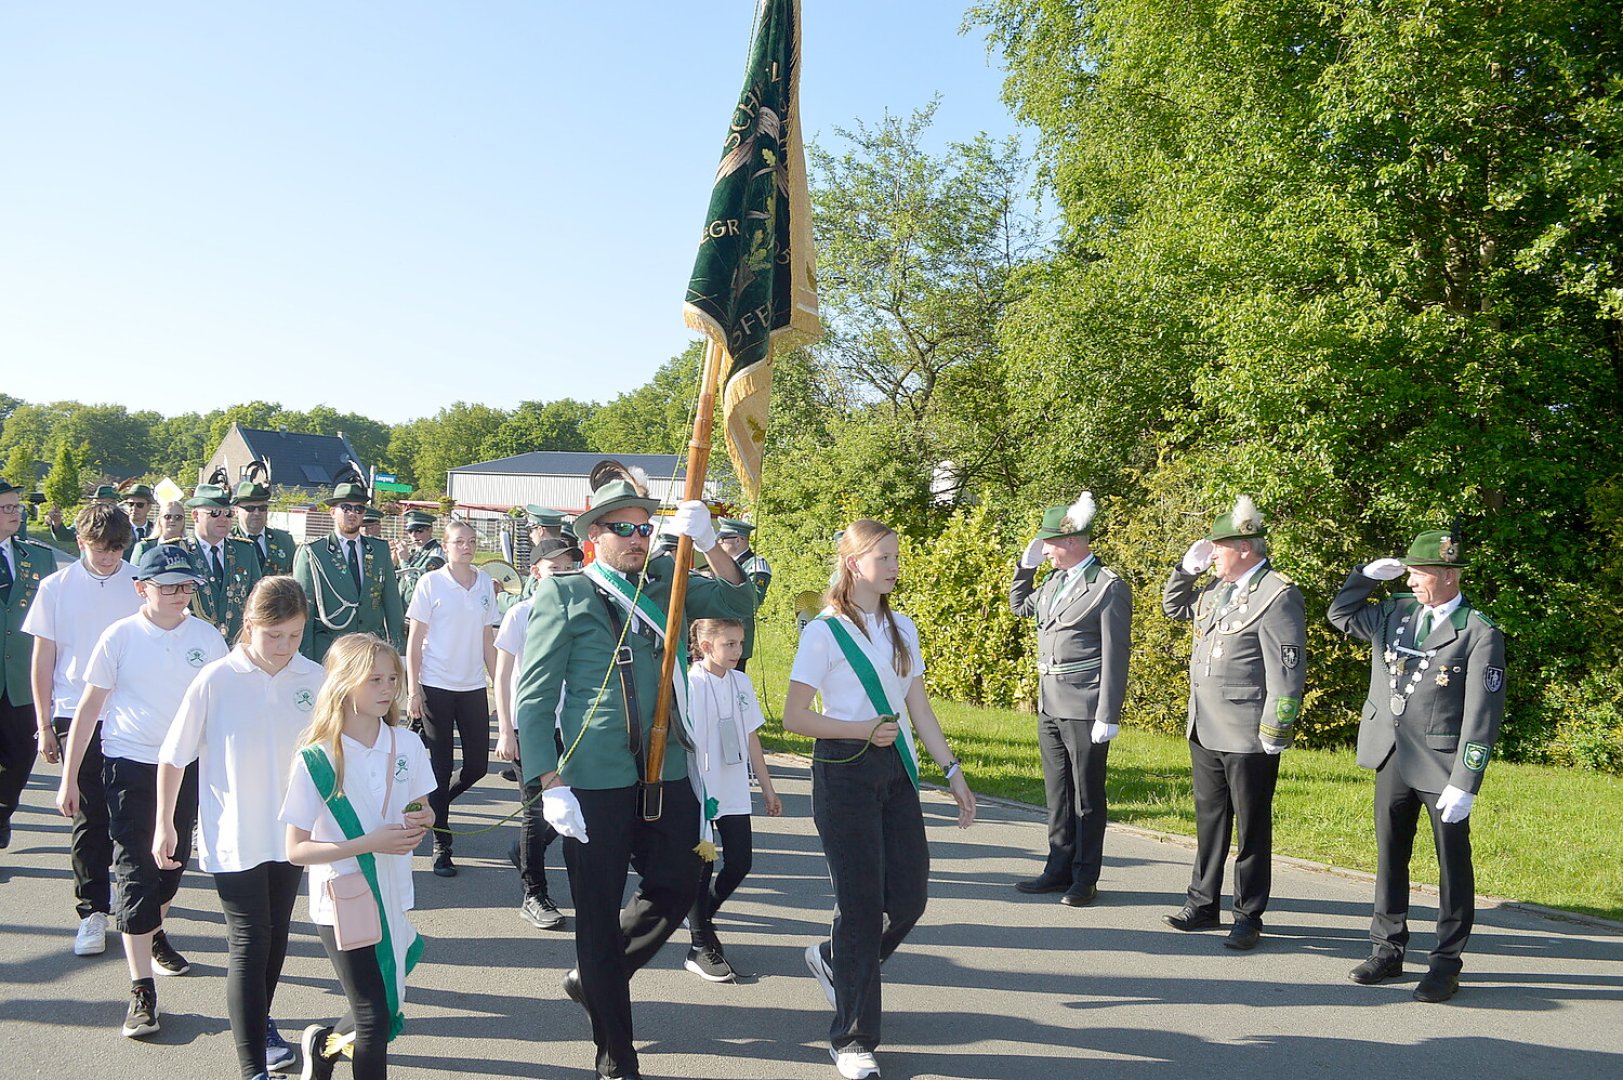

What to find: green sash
left=818, top=616, right=920, bottom=790
left=299, top=745, right=424, bottom=1041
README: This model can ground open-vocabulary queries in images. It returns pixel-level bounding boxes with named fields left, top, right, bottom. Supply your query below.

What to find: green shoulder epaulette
left=1470, top=609, right=1498, bottom=629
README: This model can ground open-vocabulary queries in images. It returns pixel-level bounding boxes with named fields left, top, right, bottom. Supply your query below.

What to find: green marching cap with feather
left=1036, top=491, right=1098, bottom=540
left=1402, top=528, right=1467, bottom=568
left=1206, top=494, right=1267, bottom=541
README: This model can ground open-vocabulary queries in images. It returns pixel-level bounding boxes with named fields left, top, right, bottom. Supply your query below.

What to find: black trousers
left=688, top=813, right=753, bottom=945
left=106, top=757, right=197, bottom=935
left=1036, top=713, right=1110, bottom=887
left=516, top=771, right=557, bottom=900
left=54, top=717, right=114, bottom=917
left=812, top=739, right=930, bottom=1055
left=419, top=685, right=490, bottom=850
left=214, top=860, right=304, bottom=1080
left=0, top=692, right=36, bottom=829
left=1186, top=734, right=1279, bottom=925
left=562, top=781, right=702, bottom=1078
left=316, top=923, right=391, bottom=1080
left=1371, top=757, right=1474, bottom=972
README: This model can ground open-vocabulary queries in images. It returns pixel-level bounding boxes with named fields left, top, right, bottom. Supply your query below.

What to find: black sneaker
left=299, top=1024, right=336, bottom=1080
left=122, top=984, right=160, bottom=1038
left=684, top=945, right=736, bottom=982
left=1349, top=953, right=1404, bottom=985
left=150, top=929, right=191, bottom=975
left=432, top=850, right=458, bottom=877
left=520, top=894, right=565, bottom=930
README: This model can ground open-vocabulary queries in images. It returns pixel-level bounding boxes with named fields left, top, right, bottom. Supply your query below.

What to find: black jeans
left=688, top=813, right=753, bottom=945
left=1186, top=734, right=1280, bottom=925
left=1371, top=757, right=1474, bottom=972
left=106, top=757, right=197, bottom=935
left=418, top=685, right=490, bottom=850
left=316, top=923, right=391, bottom=1080
left=1036, top=713, right=1110, bottom=888
left=0, top=692, right=36, bottom=829
left=562, top=781, right=702, bottom=1078
left=53, top=717, right=113, bottom=917
left=811, top=739, right=929, bottom=1054
left=516, top=771, right=558, bottom=899
left=214, top=860, right=304, bottom=1080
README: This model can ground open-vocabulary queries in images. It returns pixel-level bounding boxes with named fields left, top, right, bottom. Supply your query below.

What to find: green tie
left=1415, top=609, right=1434, bottom=646
left=1215, top=582, right=1235, bottom=609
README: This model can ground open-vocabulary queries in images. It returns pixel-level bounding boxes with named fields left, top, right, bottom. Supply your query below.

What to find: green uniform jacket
left=294, top=532, right=404, bottom=661
left=44, top=523, right=77, bottom=556
left=735, top=548, right=771, bottom=661
left=2, top=538, right=55, bottom=705
left=232, top=525, right=296, bottom=576
left=514, top=556, right=754, bottom=789
left=397, top=539, right=446, bottom=611
left=173, top=535, right=263, bottom=642
left=1328, top=571, right=1506, bottom=795
left=122, top=520, right=158, bottom=561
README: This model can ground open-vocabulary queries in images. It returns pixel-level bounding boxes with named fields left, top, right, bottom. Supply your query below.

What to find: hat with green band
left=1401, top=528, right=1467, bottom=568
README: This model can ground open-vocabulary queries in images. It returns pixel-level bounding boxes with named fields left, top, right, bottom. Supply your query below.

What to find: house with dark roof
left=200, top=424, right=365, bottom=490
left=446, top=451, right=709, bottom=514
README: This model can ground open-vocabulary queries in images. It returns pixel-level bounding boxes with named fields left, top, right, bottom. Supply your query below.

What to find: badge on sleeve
left=1483, top=666, right=1505, bottom=693
left=1463, top=742, right=1491, bottom=771
left=1281, top=645, right=1301, bottom=669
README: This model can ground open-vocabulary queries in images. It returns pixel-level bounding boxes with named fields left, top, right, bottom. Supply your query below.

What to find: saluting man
left=120, top=485, right=158, bottom=558
left=0, top=480, right=55, bottom=850
left=1162, top=495, right=1305, bottom=950
left=1010, top=492, right=1131, bottom=907
left=514, top=463, right=754, bottom=1080
left=395, top=509, right=446, bottom=612
left=169, top=483, right=263, bottom=641
left=230, top=478, right=295, bottom=575
left=1329, top=529, right=1505, bottom=1003
left=715, top=519, right=768, bottom=673
left=293, top=479, right=404, bottom=661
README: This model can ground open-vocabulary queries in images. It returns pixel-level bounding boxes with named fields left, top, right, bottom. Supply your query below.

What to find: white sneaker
left=804, top=942, right=836, bottom=1008
left=74, top=912, right=108, bottom=956
left=831, top=1047, right=881, bottom=1079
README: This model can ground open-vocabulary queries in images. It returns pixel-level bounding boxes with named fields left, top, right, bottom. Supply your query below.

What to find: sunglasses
left=238, top=504, right=268, bottom=513
left=335, top=503, right=367, bottom=514
left=162, top=514, right=183, bottom=521
left=202, top=509, right=231, bottom=519
left=123, top=501, right=150, bottom=509
left=599, top=521, right=655, bottom=538
left=153, top=582, right=199, bottom=596
left=406, top=524, right=430, bottom=533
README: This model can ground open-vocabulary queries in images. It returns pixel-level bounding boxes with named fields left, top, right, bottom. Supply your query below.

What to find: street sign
left=374, top=481, right=414, bottom=494
left=375, top=472, right=398, bottom=483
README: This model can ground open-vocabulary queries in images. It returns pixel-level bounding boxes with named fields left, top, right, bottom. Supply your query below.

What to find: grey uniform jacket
left=1327, top=571, right=1506, bottom=795
left=1011, top=558, right=1132, bottom=724
left=1163, top=561, right=1306, bottom=753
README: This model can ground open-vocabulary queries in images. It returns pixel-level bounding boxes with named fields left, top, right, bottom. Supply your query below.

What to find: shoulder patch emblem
left=1281, top=644, right=1301, bottom=669
left=1463, top=741, right=1491, bottom=772
left=1483, top=666, right=1505, bottom=693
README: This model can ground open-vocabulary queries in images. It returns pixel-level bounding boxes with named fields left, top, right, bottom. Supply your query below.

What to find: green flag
left=683, top=0, right=821, bottom=499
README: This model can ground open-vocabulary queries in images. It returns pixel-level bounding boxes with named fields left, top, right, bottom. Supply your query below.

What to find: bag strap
left=817, top=616, right=919, bottom=789
left=588, top=582, right=645, bottom=768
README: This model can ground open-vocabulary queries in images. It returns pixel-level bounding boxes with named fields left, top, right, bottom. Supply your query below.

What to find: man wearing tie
left=120, top=485, right=158, bottom=559
left=1162, top=495, right=1306, bottom=950
left=230, top=478, right=294, bottom=575
left=1009, top=492, right=1131, bottom=907
left=1328, top=529, right=1505, bottom=1003
left=293, top=480, right=404, bottom=661
left=174, top=483, right=262, bottom=641
left=0, top=480, right=55, bottom=850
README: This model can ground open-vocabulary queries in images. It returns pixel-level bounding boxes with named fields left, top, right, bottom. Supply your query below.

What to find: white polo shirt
left=20, top=558, right=143, bottom=717
left=279, top=723, right=435, bottom=925
left=406, top=566, right=501, bottom=691
left=789, top=611, right=925, bottom=724
left=160, top=646, right=326, bottom=873
left=495, top=597, right=535, bottom=703
left=688, top=665, right=766, bottom=817
left=85, top=612, right=228, bottom=764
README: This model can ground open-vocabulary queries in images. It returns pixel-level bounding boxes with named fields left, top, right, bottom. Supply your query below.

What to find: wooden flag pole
left=643, top=336, right=728, bottom=821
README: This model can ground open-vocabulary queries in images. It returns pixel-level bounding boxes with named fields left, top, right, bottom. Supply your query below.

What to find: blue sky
left=0, top=1, right=1023, bottom=423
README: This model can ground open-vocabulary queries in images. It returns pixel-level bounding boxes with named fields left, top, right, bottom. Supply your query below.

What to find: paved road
left=3, top=755, right=1620, bottom=1078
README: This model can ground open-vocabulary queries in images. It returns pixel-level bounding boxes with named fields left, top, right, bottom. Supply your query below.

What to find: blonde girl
left=155, top=576, right=323, bottom=1078
left=784, top=520, right=975, bottom=1080
left=280, top=634, right=434, bottom=1080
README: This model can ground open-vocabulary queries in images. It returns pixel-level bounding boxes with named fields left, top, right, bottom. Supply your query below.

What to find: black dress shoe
left=0, top=819, right=11, bottom=849
left=1059, top=884, right=1099, bottom=907
left=1348, top=953, right=1404, bottom=985
left=432, top=850, right=457, bottom=877
left=1015, top=875, right=1072, bottom=894
left=1413, top=967, right=1460, bottom=1003
left=1164, top=906, right=1220, bottom=931
left=563, top=968, right=586, bottom=1007
left=1223, top=920, right=1261, bottom=950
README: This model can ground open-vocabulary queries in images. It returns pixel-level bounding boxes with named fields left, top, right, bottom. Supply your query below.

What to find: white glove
left=1363, top=557, right=1406, bottom=581
left=1020, top=537, right=1045, bottom=569
left=1091, top=722, right=1119, bottom=745
left=669, top=500, right=717, bottom=553
left=1181, top=539, right=1214, bottom=575
left=1261, top=736, right=1288, bottom=755
left=542, top=785, right=590, bottom=842
left=1436, top=785, right=1474, bottom=824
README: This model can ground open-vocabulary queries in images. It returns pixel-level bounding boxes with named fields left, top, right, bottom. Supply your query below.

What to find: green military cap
left=1402, top=528, right=1467, bottom=568
left=362, top=506, right=383, bottom=523
left=1206, top=494, right=1267, bottom=541
left=94, top=484, right=120, bottom=501
left=1035, top=492, right=1097, bottom=540
left=324, top=481, right=371, bottom=506
left=403, top=509, right=437, bottom=528
left=559, top=520, right=578, bottom=541
left=716, top=517, right=755, bottom=538
left=185, top=483, right=233, bottom=509
left=232, top=479, right=272, bottom=503
left=525, top=505, right=567, bottom=527
left=0, top=480, right=19, bottom=497
left=124, top=484, right=157, bottom=501
left=573, top=479, right=660, bottom=532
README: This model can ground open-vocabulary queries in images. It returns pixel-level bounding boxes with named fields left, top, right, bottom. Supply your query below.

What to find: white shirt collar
left=1421, top=593, right=1464, bottom=624
left=1228, top=558, right=1267, bottom=594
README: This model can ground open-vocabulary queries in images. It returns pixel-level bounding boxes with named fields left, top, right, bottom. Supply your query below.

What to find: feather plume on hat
left=1231, top=494, right=1262, bottom=536
left=588, top=459, right=651, bottom=497
left=1065, top=491, right=1097, bottom=535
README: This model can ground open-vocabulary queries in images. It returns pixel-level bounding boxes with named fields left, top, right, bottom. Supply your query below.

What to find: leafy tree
left=400, top=402, right=508, bottom=496
left=42, top=442, right=83, bottom=511
left=3, top=444, right=34, bottom=491
left=582, top=343, right=706, bottom=456
left=481, top=399, right=595, bottom=460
